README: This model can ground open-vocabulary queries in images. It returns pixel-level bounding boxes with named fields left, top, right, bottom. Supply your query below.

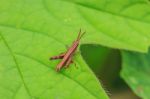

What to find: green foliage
left=0, top=0, right=150, bottom=99
left=80, top=44, right=111, bottom=72
left=0, top=31, right=109, bottom=99
left=121, top=50, right=150, bottom=99
left=0, top=0, right=109, bottom=98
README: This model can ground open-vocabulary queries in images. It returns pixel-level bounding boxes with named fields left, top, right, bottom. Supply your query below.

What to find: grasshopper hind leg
left=64, top=57, right=72, bottom=68
left=64, top=58, right=78, bottom=69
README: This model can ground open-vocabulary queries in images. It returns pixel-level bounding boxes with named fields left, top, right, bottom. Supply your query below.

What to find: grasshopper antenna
left=77, top=28, right=82, bottom=40
left=77, top=29, right=86, bottom=40
left=79, top=31, right=86, bottom=40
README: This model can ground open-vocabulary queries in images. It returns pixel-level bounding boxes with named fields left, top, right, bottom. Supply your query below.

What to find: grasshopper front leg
left=50, top=53, right=66, bottom=60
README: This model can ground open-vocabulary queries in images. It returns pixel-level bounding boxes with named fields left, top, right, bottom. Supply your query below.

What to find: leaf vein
left=0, top=32, right=32, bottom=98
left=15, top=52, right=100, bottom=99
left=63, top=0, right=150, bottom=24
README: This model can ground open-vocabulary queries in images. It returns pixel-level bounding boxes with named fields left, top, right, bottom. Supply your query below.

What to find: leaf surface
left=1, top=0, right=150, bottom=99
left=0, top=0, right=110, bottom=99
left=1, top=0, right=150, bottom=52
left=121, top=50, right=150, bottom=99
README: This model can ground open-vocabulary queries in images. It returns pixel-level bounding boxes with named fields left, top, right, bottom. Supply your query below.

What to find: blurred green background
left=80, top=44, right=140, bottom=99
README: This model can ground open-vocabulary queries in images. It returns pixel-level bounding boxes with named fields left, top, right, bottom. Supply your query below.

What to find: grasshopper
left=50, top=29, right=85, bottom=72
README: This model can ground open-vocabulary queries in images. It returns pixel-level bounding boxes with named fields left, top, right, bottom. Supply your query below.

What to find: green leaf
left=62, top=0, right=150, bottom=52
left=121, top=50, right=150, bottom=99
left=0, top=0, right=150, bottom=52
left=80, top=44, right=110, bottom=72
left=0, top=0, right=109, bottom=99
left=1, top=0, right=150, bottom=98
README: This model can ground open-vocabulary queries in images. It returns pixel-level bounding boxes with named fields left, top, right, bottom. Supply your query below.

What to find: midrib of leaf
left=0, top=32, right=32, bottom=98
left=62, top=0, right=150, bottom=24
left=0, top=27, right=101, bottom=99
left=15, top=53, right=100, bottom=99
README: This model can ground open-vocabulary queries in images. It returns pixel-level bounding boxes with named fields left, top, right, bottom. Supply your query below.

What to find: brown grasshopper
left=50, top=29, right=85, bottom=72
